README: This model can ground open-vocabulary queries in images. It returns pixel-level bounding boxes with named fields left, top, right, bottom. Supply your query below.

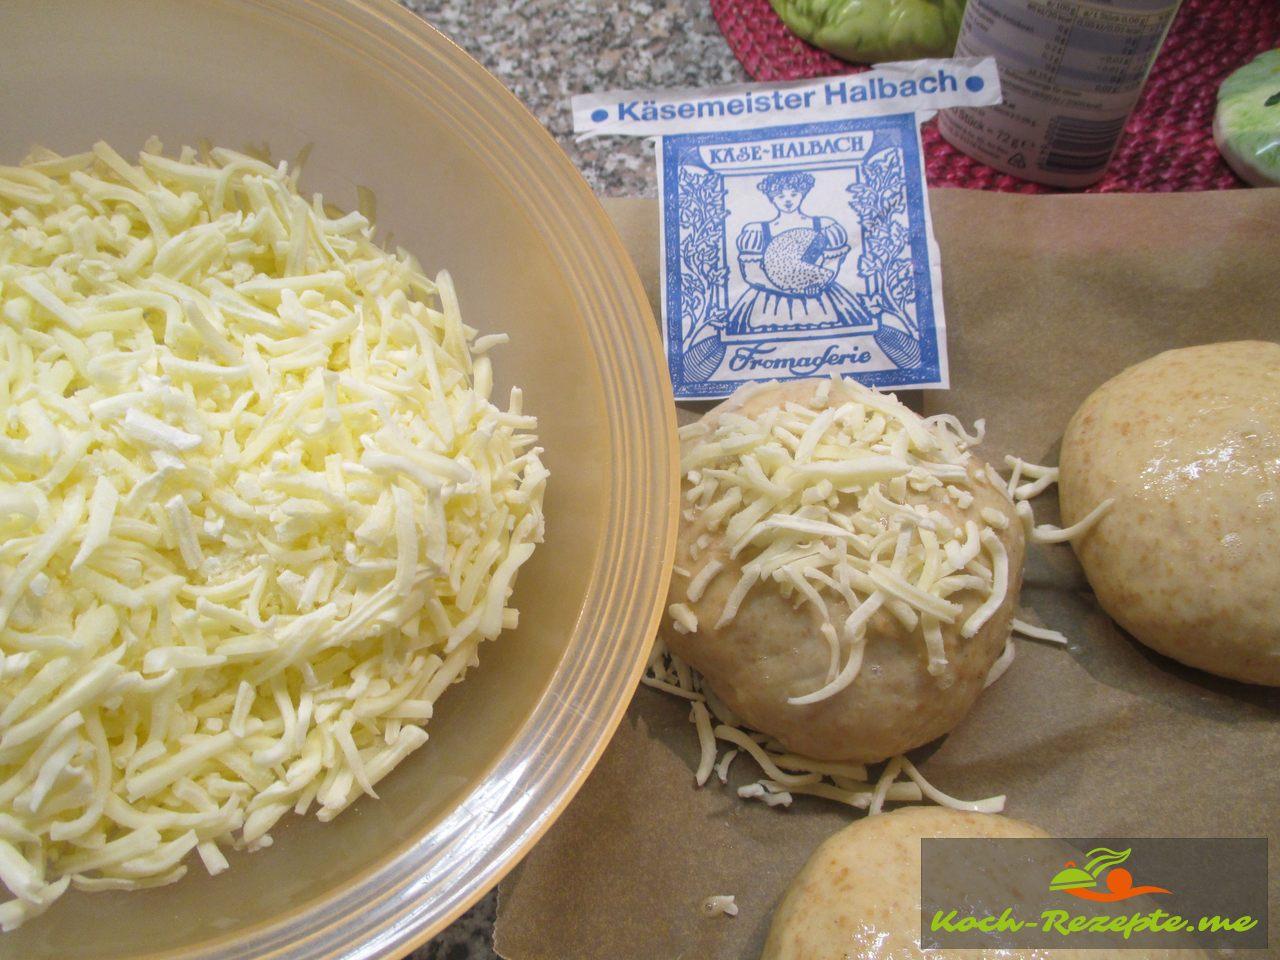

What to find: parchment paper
left=495, top=189, right=1280, bottom=960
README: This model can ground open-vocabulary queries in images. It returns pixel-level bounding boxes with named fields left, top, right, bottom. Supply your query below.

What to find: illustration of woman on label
left=724, top=171, right=877, bottom=337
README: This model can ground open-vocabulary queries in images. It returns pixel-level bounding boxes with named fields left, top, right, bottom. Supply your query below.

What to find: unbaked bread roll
left=663, top=378, right=1024, bottom=763
left=761, top=807, right=1206, bottom=960
left=1059, top=341, right=1280, bottom=685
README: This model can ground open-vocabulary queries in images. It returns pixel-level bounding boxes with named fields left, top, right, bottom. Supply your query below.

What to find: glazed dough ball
left=761, top=807, right=1205, bottom=960
left=664, top=379, right=1025, bottom=763
left=1059, top=341, right=1280, bottom=685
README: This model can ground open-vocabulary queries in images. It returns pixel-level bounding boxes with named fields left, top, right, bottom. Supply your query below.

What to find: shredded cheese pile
left=0, top=141, right=547, bottom=929
left=672, top=378, right=1016, bottom=702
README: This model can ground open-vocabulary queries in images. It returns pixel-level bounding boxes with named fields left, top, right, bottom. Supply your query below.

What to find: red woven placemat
left=710, top=0, right=1280, bottom=192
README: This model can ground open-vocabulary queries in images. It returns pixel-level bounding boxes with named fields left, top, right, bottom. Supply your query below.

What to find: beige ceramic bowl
left=0, top=1, right=677, bottom=957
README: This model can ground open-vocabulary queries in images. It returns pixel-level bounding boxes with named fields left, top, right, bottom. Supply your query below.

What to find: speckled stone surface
left=407, top=888, right=498, bottom=960
left=400, top=0, right=747, bottom=199
left=392, top=4, right=740, bottom=956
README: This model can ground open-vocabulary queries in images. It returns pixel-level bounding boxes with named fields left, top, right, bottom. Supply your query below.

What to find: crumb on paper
left=702, top=894, right=739, bottom=918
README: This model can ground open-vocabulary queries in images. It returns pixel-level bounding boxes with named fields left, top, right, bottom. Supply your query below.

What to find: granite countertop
left=401, top=0, right=747, bottom=199
left=393, top=3, right=745, bottom=957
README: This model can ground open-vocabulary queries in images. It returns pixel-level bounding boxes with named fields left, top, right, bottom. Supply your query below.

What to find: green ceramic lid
left=1215, top=49, right=1280, bottom=187
left=769, top=0, right=966, bottom=64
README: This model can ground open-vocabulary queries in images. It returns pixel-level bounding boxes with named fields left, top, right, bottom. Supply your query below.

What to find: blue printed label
left=572, top=58, right=1001, bottom=138
left=658, top=115, right=948, bottom=400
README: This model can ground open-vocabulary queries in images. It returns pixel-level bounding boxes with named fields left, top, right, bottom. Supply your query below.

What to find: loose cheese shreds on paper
left=1002, top=455, right=1113, bottom=545
left=643, top=638, right=1003, bottom=818
left=0, top=142, right=546, bottom=928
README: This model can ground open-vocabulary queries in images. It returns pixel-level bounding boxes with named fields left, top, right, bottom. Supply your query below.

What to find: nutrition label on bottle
left=939, top=0, right=1181, bottom=186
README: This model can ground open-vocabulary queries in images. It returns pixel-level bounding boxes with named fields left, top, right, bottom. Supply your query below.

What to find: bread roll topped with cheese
left=761, top=807, right=1206, bottom=960
left=663, top=378, right=1024, bottom=764
left=1060, top=341, right=1280, bottom=685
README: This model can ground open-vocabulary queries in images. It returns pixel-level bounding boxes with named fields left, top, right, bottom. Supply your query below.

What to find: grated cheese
left=684, top=558, right=723, bottom=604
left=702, top=894, right=739, bottom=917
left=899, top=756, right=1004, bottom=814
left=1011, top=618, right=1069, bottom=647
left=1004, top=455, right=1058, bottom=500
left=1028, top=498, right=1114, bottom=544
left=982, top=638, right=1017, bottom=689
left=690, top=701, right=716, bottom=787
left=0, top=142, right=546, bottom=928
left=738, top=781, right=793, bottom=807
left=1002, top=456, right=1113, bottom=545
left=668, top=603, right=699, bottom=635
left=868, top=756, right=904, bottom=816
left=642, top=637, right=1001, bottom=818
left=714, top=748, right=739, bottom=784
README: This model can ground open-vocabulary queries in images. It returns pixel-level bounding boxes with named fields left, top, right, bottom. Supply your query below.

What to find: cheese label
left=571, top=59, right=1000, bottom=138
left=573, top=60, right=1000, bottom=400
left=658, top=112, right=956, bottom=399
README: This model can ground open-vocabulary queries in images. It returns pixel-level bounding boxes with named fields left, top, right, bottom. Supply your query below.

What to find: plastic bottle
left=938, top=0, right=1183, bottom=187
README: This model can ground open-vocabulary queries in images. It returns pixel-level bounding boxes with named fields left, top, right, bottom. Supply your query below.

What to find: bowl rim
left=4, top=0, right=677, bottom=956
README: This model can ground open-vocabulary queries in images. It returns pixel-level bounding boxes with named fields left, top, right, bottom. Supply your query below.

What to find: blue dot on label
left=591, top=108, right=609, bottom=123
left=964, top=76, right=985, bottom=93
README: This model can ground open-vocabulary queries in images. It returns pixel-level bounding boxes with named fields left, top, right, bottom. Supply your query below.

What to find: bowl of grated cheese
left=0, top=1, right=677, bottom=958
